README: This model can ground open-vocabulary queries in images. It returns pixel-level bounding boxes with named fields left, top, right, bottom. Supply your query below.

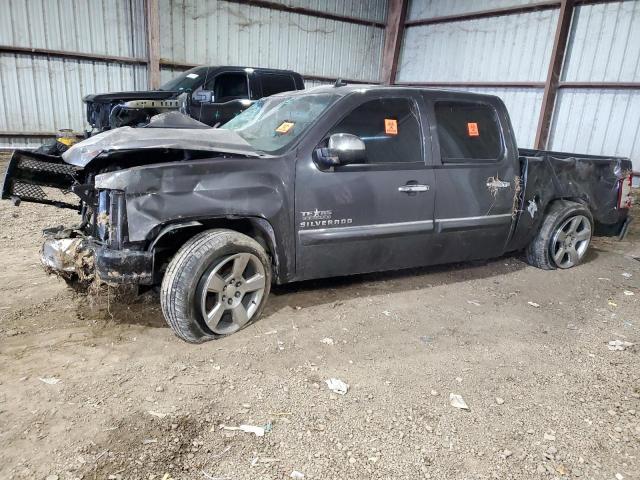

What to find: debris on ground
left=147, top=410, right=168, bottom=419
left=326, top=378, right=349, bottom=395
left=320, top=337, right=334, bottom=345
left=527, top=301, right=540, bottom=308
left=449, top=393, right=469, bottom=410
left=608, top=300, right=618, bottom=307
left=623, top=290, right=634, bottom=296
left=495, top=397, right=505, bottom=405
left=621, top=272, right=632, bottom=278
left=38, top=377, right=61, bottom=385
left=220, top=424, right=266, bottom=437
left=608, top=340, right=635, bottom=351
left=290, top=471, right=305, bottom=479
left=467, top=300, right=481, bottom=306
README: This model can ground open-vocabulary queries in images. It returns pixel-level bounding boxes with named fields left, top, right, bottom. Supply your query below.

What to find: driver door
left=294, top=93, right=436, bottom=280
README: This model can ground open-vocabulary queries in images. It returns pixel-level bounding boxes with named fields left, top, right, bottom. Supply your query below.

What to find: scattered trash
left=382, top=310, right=391, bottom=317
left=615, top=474, right=624, bottom=480
left=621, top=272, right=632, bottom=278
left=566, top=323, right=577, bottom=330
left=142, top=438, right=158, bottom=444
left=220, top=424, right=266, bottom=437
left=467, top=300, right=481, bottom=306
left=264, top=330, right=278, bottom=335
left=608, top=340, right=634, bottom=351
left=608, top=300, right=618, bottom=307
left=527, top=301, right=540, bottom=308
left=430, top=389, right=438, bottom=396
left=597, top=277, right=611, bottom=281
left=449, top=393, right=469, bottom=410
left=502, top=449, right=513, bottom=458
left=495, top=397, right=505, bottom=405
left=38, top=377, right=61, bottom=385
left=161, top=474, right=174, bottom=480
left=321, top=337, right=334, bottom=345
left=326, top=378, right=349, bottom=395
left=290, top=471, right=305, bottom=479
left=202, top=472, right=229, bottom=480
left=623, top=290, right=635, bottom=296
left=419, top=335, right=433, bottom=345
left=148, top=410, right=168, bottom=419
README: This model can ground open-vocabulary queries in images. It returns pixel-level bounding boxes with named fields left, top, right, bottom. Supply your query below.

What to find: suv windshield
left=159, top=67, right=210, bottom=92
left=222, top=93, right=338, bottom=153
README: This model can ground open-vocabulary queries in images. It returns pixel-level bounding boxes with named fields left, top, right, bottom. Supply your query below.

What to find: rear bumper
left=40, top=234, right=153, bottom=285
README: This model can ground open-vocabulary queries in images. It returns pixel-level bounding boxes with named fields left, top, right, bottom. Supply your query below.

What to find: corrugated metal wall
left=1, top=0, right=386, bottom=148
left=397, top=0, right=640, bottom=172
left=549, top=1, right=640, bottom=166
left=159, top=0, right=385, bottom=82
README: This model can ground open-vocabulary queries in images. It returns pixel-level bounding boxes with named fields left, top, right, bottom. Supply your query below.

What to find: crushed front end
left=2, top=149, right=153, bottom=286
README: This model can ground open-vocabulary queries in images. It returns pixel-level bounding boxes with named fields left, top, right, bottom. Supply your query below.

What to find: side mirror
left=193, top=90, right=214, bottom=103
left=315, top=133, right=365, bottom=169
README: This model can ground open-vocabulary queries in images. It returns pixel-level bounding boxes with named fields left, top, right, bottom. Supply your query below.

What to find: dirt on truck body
left=1, top=84, right=634, bottom=343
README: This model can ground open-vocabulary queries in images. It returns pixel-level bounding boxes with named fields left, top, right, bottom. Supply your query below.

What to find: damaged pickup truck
left=2, top=85, right=634, bottom=343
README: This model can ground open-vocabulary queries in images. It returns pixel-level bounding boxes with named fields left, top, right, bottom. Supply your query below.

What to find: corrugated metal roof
left=397, top=9, right=558, bottom=82
left=549, top=88, right=640, bottom=171
left=159, top=0, right=384, bottom=82
left=0, top=53, right=148, bottom=134
left=0, top=0, right=147, bottom=58
left=562, top=1, right=640, bottom=82
left=270, top=0, right=387, bottom=23
left=406, top=0, right=544, bottom=21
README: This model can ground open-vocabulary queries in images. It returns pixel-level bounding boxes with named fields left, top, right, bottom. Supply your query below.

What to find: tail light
left=618, top=173, right=632, bottom=209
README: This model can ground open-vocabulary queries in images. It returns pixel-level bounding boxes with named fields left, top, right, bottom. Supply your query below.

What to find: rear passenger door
left=426, top=96, right=518, bottom=262
left=295, top=93, right=436, bottom=280
left=259, top=73, right=298, bottom=97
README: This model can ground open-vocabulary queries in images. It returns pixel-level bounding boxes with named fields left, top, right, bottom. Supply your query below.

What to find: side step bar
left=1, top=150, right=80, bottom=210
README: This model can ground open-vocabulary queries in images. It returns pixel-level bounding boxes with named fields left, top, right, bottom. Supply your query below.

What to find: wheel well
left=149, top=218, right=279, bottom=284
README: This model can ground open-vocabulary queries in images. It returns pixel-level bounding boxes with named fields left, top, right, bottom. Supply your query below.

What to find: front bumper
left=41, top=235, right=153, bottom=285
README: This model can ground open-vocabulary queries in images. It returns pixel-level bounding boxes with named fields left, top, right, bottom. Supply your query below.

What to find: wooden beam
left=559, top=81, right=640, bottom=90
left=394, top=81, right=546, bottom=88
left=534, top=0, right=574, bottom=149
left=381, top=0, right=408, bottom=85
left=0, top=45, right=147, bottom=65
left=223, top=0, right=385, bottom=27
left=146, top=0, right=161, bottom=89
left=405, top=1, right=560, bottom=27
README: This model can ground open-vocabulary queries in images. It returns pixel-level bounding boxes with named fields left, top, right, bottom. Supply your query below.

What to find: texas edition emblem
left=300, top=209, right=353, bottom=229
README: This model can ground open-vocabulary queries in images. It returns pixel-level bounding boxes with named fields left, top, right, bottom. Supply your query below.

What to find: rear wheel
left=525, top=201, right=593, bottom=270
left=160, top=229, right=271, bottom=343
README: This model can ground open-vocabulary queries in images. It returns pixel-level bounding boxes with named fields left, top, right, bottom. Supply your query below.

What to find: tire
left=160, top=229, right=271, bottom=343
left=525, top=200, right=593, bottom=270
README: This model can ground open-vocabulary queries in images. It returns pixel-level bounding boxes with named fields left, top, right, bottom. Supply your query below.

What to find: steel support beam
left=381, top=0, right=408, bottom=85
left=394, top=81, right=546, bottom=88
left=0, top=45, right=147, bottom=65
left=145, top=0, right=161, bottom=89
left=534, top=0, right=574, bottom=149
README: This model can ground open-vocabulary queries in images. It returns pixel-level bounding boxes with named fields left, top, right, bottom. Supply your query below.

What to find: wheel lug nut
left=236, top=282, right=242, bottom=287
left=227, top=299, right=233, bottom=305
left=235, top=292, right=241, bottom=298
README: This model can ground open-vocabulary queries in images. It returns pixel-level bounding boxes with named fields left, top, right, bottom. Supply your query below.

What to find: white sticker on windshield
left=186, top=73, right=199, bottom=79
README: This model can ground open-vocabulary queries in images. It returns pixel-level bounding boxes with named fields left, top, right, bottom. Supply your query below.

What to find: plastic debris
left=467, top=300, right=481, bottom=306
left=608, top=300, right=618, bottom=307
left=621, top=272, right=632, bottom=278
left=148, top=410, right=168, bottom=419
left=326, top=378, right=349, bottom=395
left=220, top=424, right=265, bottom=437
left=38, top=377, right=61, bottom=385
left=290, top=471, right=305, bottom=479
left=321, top=337, right=335, bottom=345
left=449, top=393, right=469, bottom=410
left=608, top=340, right=634, bottom=351
left=623, top=290, right=635, bottom=296
left=527, top=301, right=540, bottom=308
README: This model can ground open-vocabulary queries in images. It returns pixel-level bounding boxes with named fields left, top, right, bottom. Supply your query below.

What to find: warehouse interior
left=0, top=0, right=639, bottom=178
left=0, top=1, right=639, bottom=479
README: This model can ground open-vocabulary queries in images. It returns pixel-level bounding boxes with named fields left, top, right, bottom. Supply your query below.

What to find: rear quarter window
left=261, top=73, right=297, bottom=97
left=434, top=101, right=502, bottom=162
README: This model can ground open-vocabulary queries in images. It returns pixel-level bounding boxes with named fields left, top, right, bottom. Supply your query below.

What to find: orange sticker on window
left=467, top=122, right=479, bottom=137
left=384, top=118, right=398, bottom=135
left=275, top=121, right=294, bottom=134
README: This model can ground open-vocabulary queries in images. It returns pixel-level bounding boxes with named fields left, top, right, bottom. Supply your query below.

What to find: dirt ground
left=0, top=153, right=639, bottom=480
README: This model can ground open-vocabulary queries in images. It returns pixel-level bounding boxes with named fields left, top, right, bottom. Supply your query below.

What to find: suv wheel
left=160, top=229, right=271, bottom=343
left=525, top=200, right=593, bottom=270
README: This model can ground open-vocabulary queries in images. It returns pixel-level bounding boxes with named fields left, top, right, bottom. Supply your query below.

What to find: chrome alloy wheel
left=551, top=214, right=591, bottom=269
left=199, top=253, right=266, bottom=335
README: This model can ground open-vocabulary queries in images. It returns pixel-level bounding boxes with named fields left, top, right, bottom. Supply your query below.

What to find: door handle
left=398, top=184, right=430, bottom=193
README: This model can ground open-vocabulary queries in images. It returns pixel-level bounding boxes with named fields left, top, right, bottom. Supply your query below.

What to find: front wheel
left=525, top=201, right=593, bottom=270
left=160, top=229, right=271, bottom=343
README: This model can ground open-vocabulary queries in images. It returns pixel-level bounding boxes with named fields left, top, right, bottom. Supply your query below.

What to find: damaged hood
left=62, top=126, right=260, bottom=167
left=83, top=90, right=178, bottom=104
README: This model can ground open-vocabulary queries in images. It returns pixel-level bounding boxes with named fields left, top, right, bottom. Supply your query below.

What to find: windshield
left=159, top=67, right=210, bottom=91
left=222, top=93, right=338, bottom=153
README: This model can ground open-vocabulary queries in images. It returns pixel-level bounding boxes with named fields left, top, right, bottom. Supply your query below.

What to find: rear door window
left=328, top=97, right=423, bottom=165
left=261, top=73, right=297, bottom=97
left=434, top=101, right=502, bottom=162
left=203, top=72, right=249, bottom=102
